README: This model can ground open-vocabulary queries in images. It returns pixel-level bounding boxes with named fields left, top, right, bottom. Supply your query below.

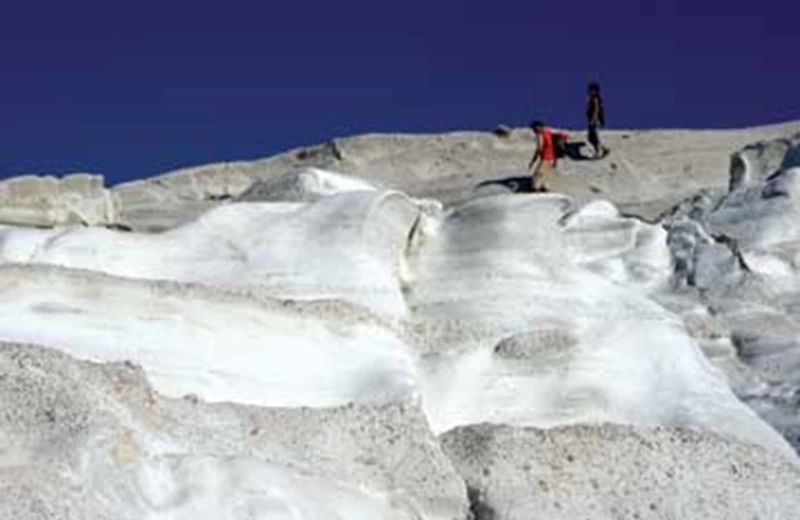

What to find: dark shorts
left=588, top=123, right=601, bottom=146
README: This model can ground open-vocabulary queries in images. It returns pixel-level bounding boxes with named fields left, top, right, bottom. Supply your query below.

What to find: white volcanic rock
left=709, top=167, right=800, bottom=248
left=729, top=137, right=796, bottom=191
left=0, top=265, right=416, bottom=408
left=0, top=342, right=468, bottom=519
left=653, top=140, right=800, bottom=451
left=0, top=173, right=113, bottom=227
left=728, top=136, right=800, bottom=191
left=402, top=193, right=795, bottom=460
left=0, top=185, right=794, bottom=460
left=3, top=127, right=800, bottom=514
left=0, top=189, right=419, bottom=316
left=561, top=200, right=671, bottom=291
left=440, top=423, right=800, bottom=520
left=682, top=155, right=800, bottom=373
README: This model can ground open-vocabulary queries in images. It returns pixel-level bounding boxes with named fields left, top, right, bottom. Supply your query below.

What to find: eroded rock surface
left=0, top=342, right=468, bottom=519
left=0, top=173, right=113, bottom=227
left=2, top=125, right=800, bottom=516
left=441, top=423, right=800, bottom=520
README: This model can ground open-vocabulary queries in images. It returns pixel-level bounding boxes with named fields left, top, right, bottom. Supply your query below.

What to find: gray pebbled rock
left=440, top=423, right=800, bottom=520
left=237, top=167, right=381, bottom=203
left=0, top=342, right=468, bottom=519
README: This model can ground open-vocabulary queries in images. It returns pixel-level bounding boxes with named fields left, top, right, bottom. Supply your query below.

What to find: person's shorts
left=588, top=123, right=601, bottom=146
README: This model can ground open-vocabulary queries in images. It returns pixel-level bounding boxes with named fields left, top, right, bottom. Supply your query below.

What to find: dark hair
left=530, top=120, right=545, bottom=130
left=588, top=82, right=600, bottom=93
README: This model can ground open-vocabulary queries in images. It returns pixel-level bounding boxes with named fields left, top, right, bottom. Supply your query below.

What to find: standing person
left=528, top=120, right=568, bottom=193
left=586, top=82, right=609, bottom=159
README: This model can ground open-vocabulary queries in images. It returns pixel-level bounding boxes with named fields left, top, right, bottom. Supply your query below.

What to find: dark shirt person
left=586, top=82, right=609, bottom=159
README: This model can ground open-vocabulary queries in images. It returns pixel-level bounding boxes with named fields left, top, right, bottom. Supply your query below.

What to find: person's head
left=530, top=120, right=546, bottom=134
left=588, top=82, right=600, bottom=95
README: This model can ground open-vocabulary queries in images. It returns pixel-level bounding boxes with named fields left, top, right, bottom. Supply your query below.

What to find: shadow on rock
left=475, top=176, right=533, bottom=194
left=565, top=141, right=593, bottom=161
left=467, top=486, right=497, bottom=520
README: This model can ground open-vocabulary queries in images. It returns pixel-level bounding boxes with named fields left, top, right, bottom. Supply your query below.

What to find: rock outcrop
left=441, top=423, right=800, bottom=520
left=0, top=188, right=795, bottom=460
left=0, top=173, right=113, bottom=227
left=728, top=134, right=800, bottom=191
left=657, top=140, right=800, bottom=450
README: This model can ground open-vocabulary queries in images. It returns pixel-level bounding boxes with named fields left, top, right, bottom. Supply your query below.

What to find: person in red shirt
left=528, top=120, right=568, bottom=192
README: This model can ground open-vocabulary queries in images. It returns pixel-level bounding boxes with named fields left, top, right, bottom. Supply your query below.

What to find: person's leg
left=532, top=162, right=543, bottom=192
left=596, top=125, right=608, bottom=156
left=588, top=124, right=600, bottom=157
left=538, top=160, right=554, bottom=191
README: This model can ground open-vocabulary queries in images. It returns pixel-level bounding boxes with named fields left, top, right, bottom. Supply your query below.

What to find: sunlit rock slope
left=1, top=122, right=800, bottom=518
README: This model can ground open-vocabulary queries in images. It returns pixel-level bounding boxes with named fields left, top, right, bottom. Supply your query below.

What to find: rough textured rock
left=652, top=139, right=800, bottom=451
left=0, top=342, right=469, bottom=519
left=440, top=423, right=800, bottom=520
left=729, top=135, right=800, bottom=191
left=0, top=173, right=113, bottom=227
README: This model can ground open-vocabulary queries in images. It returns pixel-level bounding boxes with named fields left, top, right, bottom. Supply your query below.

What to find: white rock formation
left=0, top=176, right=795, bottom=460
left=402, top=193, right=794, bottom=459
left=0, top=173, right=113, bottom=227
left=0, top=264, right=415, bottom=408
left=0, top=190, right=418, bottom=316
left=652, top=143, right=800, bottom=451
left=1, top=124, right=800, bottom=517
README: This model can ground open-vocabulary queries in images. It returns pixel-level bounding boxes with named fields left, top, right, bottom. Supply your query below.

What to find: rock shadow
left=474, top=141, right=592, bottom=194
left=476, top=175, right=534, bottom=193
left=565, top=141, right=593, bottom=161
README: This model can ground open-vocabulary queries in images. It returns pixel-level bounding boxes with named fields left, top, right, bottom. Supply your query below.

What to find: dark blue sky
left=1, top=0, right=798, bottom=184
